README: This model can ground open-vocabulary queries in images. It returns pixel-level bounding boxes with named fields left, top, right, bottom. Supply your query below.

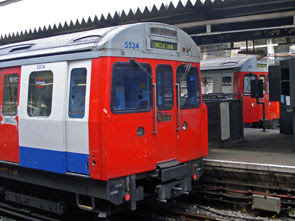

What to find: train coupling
left=156, top=158, right=203, bottom=202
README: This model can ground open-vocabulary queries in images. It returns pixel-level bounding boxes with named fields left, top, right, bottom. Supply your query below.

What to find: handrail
left=176, top=83, right=181, bottom=131
left=153, top=83, right=157, bottom=134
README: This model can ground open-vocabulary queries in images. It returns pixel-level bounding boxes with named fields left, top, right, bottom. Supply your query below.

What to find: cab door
left=221, top=72, right=233, bottom=94
left=0, top=67, right=21, bottom=163
left=154, top=64, right=177, bottom=162
left=176, top=63, right=205, bottom=161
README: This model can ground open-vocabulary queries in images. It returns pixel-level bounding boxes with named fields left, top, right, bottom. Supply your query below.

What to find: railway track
left=155, top=209, right=218, bottom=221
left=0, top=202, right=62, bottom=221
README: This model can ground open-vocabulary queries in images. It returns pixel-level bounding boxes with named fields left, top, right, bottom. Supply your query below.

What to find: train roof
left=0, top=23, right=200, bottom=68
left=201, top=56, right=268, bottom=72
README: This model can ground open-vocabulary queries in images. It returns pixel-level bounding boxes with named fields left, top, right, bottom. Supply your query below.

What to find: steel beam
left=175, top=11, right=295, bottom=29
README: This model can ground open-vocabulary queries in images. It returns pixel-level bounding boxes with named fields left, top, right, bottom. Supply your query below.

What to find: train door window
left=221, top=76, right=232, bottom=93
left=176, top=65, right=200, bottom=108
left=201, top=77, right=213, bottom=94
left=2, top=74, right=18, bottom=116
left=68, top=68, right=87, bottom=118
left=27, top=71, right=53, bottom=117
left=243, top=74, right=257, bottom=96
left=259, top=75, right=266, bottom=94
left=156, top=65, right=173, bottom=110
left=111, top=62, right=152, bottom=113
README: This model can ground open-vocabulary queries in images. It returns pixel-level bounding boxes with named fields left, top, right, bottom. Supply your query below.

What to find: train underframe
left=0, top=157, right=203, bottom=218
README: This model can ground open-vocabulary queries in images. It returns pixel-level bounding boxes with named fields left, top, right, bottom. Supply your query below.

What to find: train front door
left=154, top=64, right=177, bottom=162
left=176, top=64, right=205, bottom=161
left=0, top=67, right=21, bottom=163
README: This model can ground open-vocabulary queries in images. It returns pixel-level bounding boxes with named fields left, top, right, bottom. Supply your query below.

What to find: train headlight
left=137, top=127, right=145, bottom=137
left=182, top=122, right=188, bottom=130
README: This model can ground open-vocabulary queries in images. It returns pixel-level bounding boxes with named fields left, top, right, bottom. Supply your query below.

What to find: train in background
left=200, top=56, right=280, bottom=128
left=0, top=23, right=208, bottom=217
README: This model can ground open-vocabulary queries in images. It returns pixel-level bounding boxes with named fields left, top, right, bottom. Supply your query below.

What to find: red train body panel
left=0, top=66, right=21, bottom=163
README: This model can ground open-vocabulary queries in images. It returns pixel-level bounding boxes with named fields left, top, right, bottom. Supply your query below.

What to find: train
left=200, top=56, right=280, bottom=127
left=0, top=22, right=208, bottom=217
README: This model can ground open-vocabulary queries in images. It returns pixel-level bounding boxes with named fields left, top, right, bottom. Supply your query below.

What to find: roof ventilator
left=9, top=44, right=35, bottom=53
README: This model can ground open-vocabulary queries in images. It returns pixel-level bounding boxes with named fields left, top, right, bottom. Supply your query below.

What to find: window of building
left=201, top=77, right=213, bottom=94
left=243, top=74, right=257, bottom=96
left=2, top=74, right=19, bottom=116
left=176, top=65, right=200, bottom=108
left=111, top=62, right=152, bottom=113
left=27, top=71, right=53, bottom=117
left=68, top=68, right=87, bottom=118
left=156, top=65, right=174, bottom=110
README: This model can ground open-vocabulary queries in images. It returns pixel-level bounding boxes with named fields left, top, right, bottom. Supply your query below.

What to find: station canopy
left=0, top=0, right=294, bottom=46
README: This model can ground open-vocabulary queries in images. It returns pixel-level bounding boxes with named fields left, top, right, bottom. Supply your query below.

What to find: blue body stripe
left=19, top=146, right=89, bottom=175
left=66, top=152, right=89, bottom=174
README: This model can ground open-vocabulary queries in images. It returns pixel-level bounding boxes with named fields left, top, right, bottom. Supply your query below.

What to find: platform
left=205, top=128, right=295, bottom=171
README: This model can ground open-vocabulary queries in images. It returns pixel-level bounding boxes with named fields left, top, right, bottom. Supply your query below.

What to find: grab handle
left=176, top=83, right=181, bottom=131
left=153, top=83, right=157, bottom=134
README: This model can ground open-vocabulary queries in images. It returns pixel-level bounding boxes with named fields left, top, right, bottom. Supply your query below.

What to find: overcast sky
left=0, top=0, right=204, bottom=36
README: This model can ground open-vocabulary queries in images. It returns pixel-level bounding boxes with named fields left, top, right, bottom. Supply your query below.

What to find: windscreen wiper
left=130, top=59, right=152, bottom=78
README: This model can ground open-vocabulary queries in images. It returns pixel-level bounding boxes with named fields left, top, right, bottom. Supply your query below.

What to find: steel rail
left=0, top=202, right=62, bottom=221
left=155, top=209, right=218, bottom=221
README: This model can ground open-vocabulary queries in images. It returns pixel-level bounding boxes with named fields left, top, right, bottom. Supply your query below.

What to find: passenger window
left=2, top=74, right=19, bottom=116
left=176, top=65, right=200, bottom=108
left=111, top=62, right=152, bottom=113
left=68, top=68, right=87, bottom=118
left=259, top=75, right=266, bottom=94
left=243, top=74, right=257, bottom=96
left=201, top=77, right=213, bottom=94
left=221, top=76, right=232, bottom=93
left=156, top=65, right=174, bottom=110
left=27, top=71, right=53, bottom=117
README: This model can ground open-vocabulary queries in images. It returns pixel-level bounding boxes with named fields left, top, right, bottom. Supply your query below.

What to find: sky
left=0, top=0, right=206, bottom=36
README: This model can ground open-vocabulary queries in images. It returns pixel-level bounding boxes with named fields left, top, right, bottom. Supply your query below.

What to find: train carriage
left=200, top=56, right=280, bottom=127
left=0, top=23, right=208, bottom=216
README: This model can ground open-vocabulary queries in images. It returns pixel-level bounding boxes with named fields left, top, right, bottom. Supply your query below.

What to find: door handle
left=153, top=83, right=157, bottom=134
left=176, top=83, right=181, bottom=131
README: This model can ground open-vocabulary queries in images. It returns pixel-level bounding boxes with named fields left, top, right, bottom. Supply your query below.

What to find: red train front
left=0, top=22, right=208, bottom=216
left=201, top=56, right=280, bottom=127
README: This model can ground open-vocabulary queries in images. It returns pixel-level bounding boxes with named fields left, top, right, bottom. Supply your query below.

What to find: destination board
left=150, top=40, right=177, bottom=51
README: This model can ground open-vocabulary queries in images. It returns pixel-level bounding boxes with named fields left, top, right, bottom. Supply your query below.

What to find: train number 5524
left=124, top=41, right=139, bottom=49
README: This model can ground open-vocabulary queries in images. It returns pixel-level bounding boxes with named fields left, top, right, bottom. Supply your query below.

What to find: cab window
left=176, top=65, right=200, bottom=108
left=243, top=74, right=257, bottom=96
left=111, top=62, right=152, bottom=113
left=2, top=74, right=19, bottom=116
left=259, top=75, right=266, bottom=94
left=27, top=71, right=53, bottom=117
left=156, top=65, right=174, bottom=110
